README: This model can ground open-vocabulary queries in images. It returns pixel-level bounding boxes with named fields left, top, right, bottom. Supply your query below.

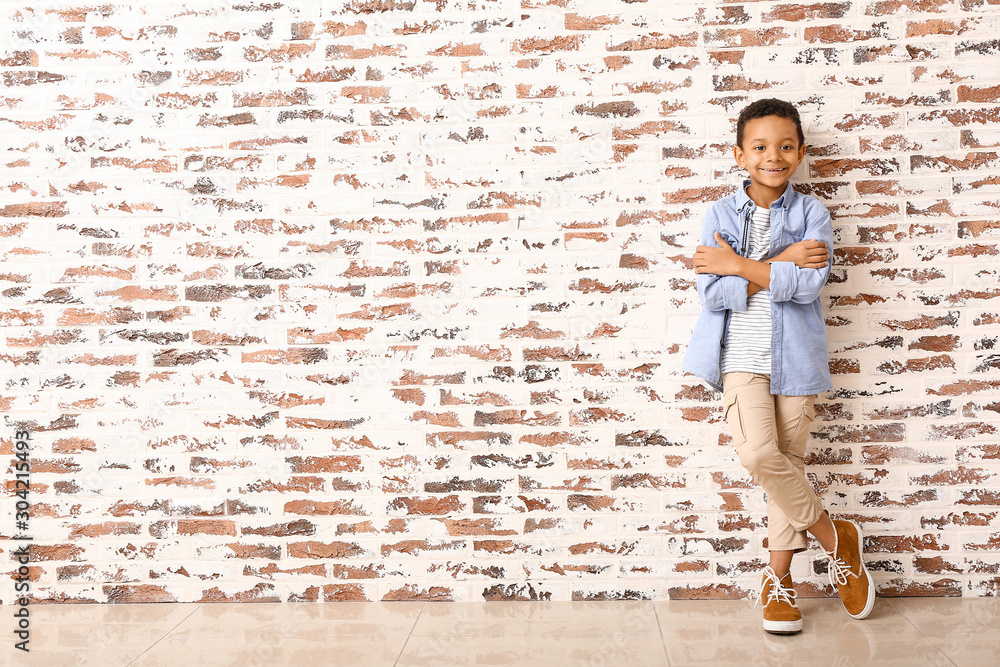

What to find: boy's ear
left=733, top=144, right=746, bottom=168
left=797, top=143, right=806, bottom=160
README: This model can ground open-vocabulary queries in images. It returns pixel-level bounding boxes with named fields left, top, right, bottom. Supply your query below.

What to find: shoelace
left=753, top=566, right=798, bottom=610
left=814, top=549, right=860, bottom=588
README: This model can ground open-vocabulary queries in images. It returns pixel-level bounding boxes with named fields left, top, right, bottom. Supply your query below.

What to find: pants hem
left=786, top=505, right=825, bottom=533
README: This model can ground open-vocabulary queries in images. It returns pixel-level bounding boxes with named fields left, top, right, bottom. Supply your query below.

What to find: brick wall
left=1, top=1, right=998, bottom=604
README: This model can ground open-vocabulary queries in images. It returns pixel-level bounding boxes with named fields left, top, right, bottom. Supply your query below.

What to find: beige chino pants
left=722, top=372, right=824, bottom=552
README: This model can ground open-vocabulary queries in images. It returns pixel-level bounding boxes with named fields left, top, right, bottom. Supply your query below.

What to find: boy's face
left=734, top=114, right=806, bottom=191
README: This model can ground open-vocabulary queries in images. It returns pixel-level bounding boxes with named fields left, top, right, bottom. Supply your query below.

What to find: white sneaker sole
left=763, top=618, right=803, bottom=634
left=848, top=522, right=876, bottom=620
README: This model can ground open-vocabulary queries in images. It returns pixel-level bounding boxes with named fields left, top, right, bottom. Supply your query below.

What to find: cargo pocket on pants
left=789, top=400, right=816, bottom=456
left=722, top=391, right=746, bottom=448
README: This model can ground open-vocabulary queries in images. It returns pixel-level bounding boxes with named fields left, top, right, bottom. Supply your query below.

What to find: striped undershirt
left=721, top=205, right=772, bottom=375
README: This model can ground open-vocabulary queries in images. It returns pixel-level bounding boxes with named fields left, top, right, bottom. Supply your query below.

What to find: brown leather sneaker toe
left=816, top=519, right=876, bottom=619
left=756, top=566, right=802, bottom=634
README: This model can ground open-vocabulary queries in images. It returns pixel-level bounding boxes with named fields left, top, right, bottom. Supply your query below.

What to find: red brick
left=763, top=3, right=852, bottom=22
left=928, top=423, right=997, bottom=440
left=105, top=585, right=177, bottom=603
left=912, top=151, right=1000, bottom=172
left=877, top=311, right=959, bottom=331
left=876, top=578, right=962, bottom=596
left=958, top=84, right=1000, bottom=102
left=814, top=424, right=906, bottom=443
left=704, top=28, right=793, bottom=48
left=911, top=466, right=995, bottom=485
left=864, top=0, right=953, bottom=15
left=805, top=22, right=895, bottom=44
left=607, top=33, right=698, bottom=51
left=697, top=6, right=753, bottom=26
left=565, top=13, right=623, bottom=31
left=834, top=246, right=900, bottom=265
left=875, top=354, right=955, bottom=374
left=864, top=533, right=947, bottom=553
left=811, top=157, right=902, bottom=177
left=907, top=18, right=976, bottom=37
left=854, top=43, right=944, bottom=64
left=859, top=489, right=938, bottom=507
left=910, top=106, right=1000, bottom=128
left=914, top=556, right=965, bottom=574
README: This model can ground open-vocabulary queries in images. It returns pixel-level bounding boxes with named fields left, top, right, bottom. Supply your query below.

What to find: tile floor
left=3, top=596, right=997, bottom=666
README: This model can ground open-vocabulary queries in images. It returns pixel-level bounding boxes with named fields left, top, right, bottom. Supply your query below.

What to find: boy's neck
left=745, top=181, right=789, bottom=208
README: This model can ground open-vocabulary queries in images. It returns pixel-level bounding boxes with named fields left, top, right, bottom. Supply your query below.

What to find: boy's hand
left=694, top=232, right=743, bottom=276
left=771, top=239, right=829, bottom=269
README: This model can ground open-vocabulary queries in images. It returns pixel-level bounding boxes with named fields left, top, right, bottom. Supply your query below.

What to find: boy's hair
left=736, top=98, right=805, bottom=149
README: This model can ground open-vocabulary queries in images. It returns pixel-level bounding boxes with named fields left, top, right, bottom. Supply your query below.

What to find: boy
left=682, top=98, right=875, bottom=633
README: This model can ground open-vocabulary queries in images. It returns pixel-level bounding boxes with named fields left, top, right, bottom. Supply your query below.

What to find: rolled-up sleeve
left=768, top=202, right=833, bottom=304
left=695, top=205, right=749, bottom=312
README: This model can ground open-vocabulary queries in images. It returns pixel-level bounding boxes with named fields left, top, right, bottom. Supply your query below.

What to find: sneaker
left=815, top=518, right=876, bottom=619
left=755, top=565, right=802, bottom=634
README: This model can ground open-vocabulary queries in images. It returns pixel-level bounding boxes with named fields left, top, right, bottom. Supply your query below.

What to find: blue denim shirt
left=682, top=180, right=834, bottom=396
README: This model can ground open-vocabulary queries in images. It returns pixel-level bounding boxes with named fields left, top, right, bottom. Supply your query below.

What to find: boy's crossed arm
left=693, top=233, right=828, bottom=296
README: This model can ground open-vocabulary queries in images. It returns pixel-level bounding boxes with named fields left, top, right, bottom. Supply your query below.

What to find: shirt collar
left=737, top=178, right=796, bottom=210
